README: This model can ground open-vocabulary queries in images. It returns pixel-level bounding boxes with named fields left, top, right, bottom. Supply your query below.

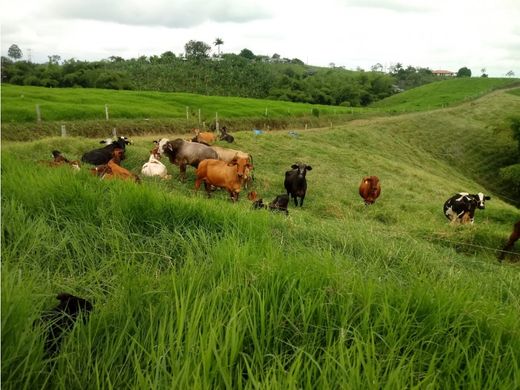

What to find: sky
left=1, top=0, right=519, bottom=77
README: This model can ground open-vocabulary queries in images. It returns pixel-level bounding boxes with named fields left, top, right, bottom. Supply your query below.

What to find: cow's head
left=118, top=136, right=132, bottom=145
left=229, top=157, right=253, bottom=178
left=51, top=150, right=62, bottom=158
left=473, top=192, right=491, bottom=209
left=291, top=163, right=312, bottom=178
left=111, top=148, right=125, bottom=163
left=153, top=138, right=170, bottom=156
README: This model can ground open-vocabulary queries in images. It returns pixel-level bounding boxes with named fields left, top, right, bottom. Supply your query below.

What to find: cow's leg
left=203, top=181, right=212, bottom=198
left=194, top=177, right=202, bottom=191
left=293, top=194, right=298, bottom=207
left=299, top=194, right=305, bottom=207
left=179, top=164, right=187, bottom=182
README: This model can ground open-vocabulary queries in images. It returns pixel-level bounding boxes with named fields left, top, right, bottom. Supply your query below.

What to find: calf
left=498, top=220, right=520, bottom=261
left=284, top=163, right=312, bottom=207
left=359, top=176, right=381, bottom=205
left=268, top=194, right=289, bottom=215
left=41, top=150, right=81, bottom=170
left=141, top=147, right=170, bottom=179
left=219, top=126, right=234, bottom=143
left=195, top=157, right=253, bottom=201
left=191, top=129, right=216, bottom=145
left=443, top=192, right=491, bottom=224
left=40, top=293, right=93, bottom=356
left=81, top=136, right=131, bottom=165
left=248, top=191, right=266, bottom=210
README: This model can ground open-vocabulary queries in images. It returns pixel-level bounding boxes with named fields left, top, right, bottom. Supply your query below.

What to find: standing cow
left=284, top=163, right=312, bottom=207
left=359, top=176, right=381, bottom=205
left=162, top=139, right=218, bottom=181
left=443, top=192, right=491, bottom=224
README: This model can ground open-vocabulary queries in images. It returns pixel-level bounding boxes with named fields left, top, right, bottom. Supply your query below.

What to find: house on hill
left=432, top=70, right=456, bottom=76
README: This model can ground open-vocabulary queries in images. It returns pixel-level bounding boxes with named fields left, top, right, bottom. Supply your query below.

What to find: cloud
left=341, top=0, right=432, bottom=13
left=50, top=0, right=272, bottom=28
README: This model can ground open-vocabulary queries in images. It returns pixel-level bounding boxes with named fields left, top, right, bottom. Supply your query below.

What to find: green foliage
left=7, top=44, right=22, bottom=60
left=184, top=40, right=211, bottom=61
left=457, top=67, right=472, bottom=77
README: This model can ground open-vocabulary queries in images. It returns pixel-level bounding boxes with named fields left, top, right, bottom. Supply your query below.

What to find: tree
left=214, top=38, right=224, bottom=56
left=457, top=67, right=472, bottom=77
left=506, top=70, right=515, bottom=77
left=48, top=55, right=61, bottom=65
left=480, top=68, right=488, bottom=77
left=239, top=48, right=255, bottom=60
left=7, top=44, right=22, bottom=61
left=184, top=40, right=211, bottom=61
left=371, top=63, right=383, bottom=72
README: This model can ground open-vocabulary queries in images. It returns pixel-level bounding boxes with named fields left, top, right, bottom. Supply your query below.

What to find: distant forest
left=1, top=41, right=442, bottom=106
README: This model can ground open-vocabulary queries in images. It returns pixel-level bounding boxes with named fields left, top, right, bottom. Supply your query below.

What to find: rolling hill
left=2, top=85, right=520, bottom=388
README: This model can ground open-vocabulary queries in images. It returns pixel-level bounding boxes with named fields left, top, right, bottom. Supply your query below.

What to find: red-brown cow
left=192, top=129, right=217, bottom=145
left=498, top=220, right=520, bottom=261
left=91, top=148, right=139, bottom=182
left=359, top=176, right=381, bottom=205
left=195, top=157, right=252, bottom=201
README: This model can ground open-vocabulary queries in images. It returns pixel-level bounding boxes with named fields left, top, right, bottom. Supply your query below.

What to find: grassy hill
left=370, top=77, right=520, bottom=111
left=2, top=88, right=520, bottom=388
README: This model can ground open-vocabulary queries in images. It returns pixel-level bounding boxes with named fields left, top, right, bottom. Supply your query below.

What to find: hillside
left=370, top=77, right=520, bottom=111
left=2, top=88, right=520, bottom=388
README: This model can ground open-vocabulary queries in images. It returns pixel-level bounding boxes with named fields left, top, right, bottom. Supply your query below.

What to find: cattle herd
left=38, top=129, right=518, bottom=260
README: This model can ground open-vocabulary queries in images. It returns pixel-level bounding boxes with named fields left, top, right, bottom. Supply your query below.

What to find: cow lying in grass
left=91, top=149, right=140, bottom=182
left=40, top=150, right=81, bottom=170
left=141, top=147, right=170, bottom=179
left=195, top=157, right=252, bottom=201
left=81, top=136, right=131, bottom=165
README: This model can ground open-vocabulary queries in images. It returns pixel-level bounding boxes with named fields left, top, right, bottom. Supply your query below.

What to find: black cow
left=81, top=136, right=131, bottom=165
left=284, top=163, right=312, bottom=207
left=443, top=192, right=491, bottom=224
left=268, top=194, right=289, bottom=215
left=219, top=126, right=234, bottom=143
left=40, top=293, right=93, bottom=356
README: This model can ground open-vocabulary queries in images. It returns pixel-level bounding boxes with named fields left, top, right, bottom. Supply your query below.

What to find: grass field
left=370, top=77, right=520, bottom=111
left=2, top=86, right=520, bottom=388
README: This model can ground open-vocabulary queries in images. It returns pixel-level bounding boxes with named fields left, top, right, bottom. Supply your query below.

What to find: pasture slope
left=2, top=87, right=520, bottom=388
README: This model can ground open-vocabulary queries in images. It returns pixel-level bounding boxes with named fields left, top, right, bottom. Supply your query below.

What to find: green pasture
left=370, top=77, right=520, bottom=111
left=2, top=87, right=520, bottom=388
left=1, top=84, right=356, bottom=124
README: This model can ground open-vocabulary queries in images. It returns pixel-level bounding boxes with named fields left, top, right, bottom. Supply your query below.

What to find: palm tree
left=214, top=38, right=224, bottom=56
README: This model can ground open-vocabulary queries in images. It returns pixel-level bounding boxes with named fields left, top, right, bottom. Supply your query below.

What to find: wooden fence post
left=61, top=124, right=67, bottom=137
left=36, top=104, right=41, bottom=122
left=105, top=104, right=109, bottom=120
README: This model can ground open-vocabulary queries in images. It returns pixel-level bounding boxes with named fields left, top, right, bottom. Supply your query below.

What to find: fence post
left=112, top=128, right=117, bottom=137
left=186, top=106, right=189, bottom=121
left=105, top=104, right=109, bottom=120
left=61, top=124, right=66, bottom=137
left=36, top=104, right=41, bottom=122
left=215, top=112, right=219, bottom=133
left=198, top=109, right=201, bottom=125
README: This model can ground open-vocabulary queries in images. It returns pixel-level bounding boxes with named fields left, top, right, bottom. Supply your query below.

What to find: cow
left=443, top=192, right=491, bottom=224
left=248, top=191, right=267, bottom=209
left=268, top=194, right=289, bottom=215
left=81, top=136, right=131, bottom=165
left=359, top=176, right=381, bottom=205
left=40, top=150, right=81, bottom=170
left=195, top=157, right=253, bottom=201
left=284, top=163, right=312, bottom=207
left=91, top=148, right=139, bottom=182
left=141, top=147, right=170, bottom=179
left=40, top=293, right=93, bottom=356
left=191, top=129, right=217, bottom=146
left=498, top=220, right=520, bottom=261
left=219, top=126, right=234, bottom=143
left=162, top=139, right=218, bottom=181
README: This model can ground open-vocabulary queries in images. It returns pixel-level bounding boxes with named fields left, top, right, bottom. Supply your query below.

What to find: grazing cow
left=162, top=139, right=218, bottom=181
left=268, top=194, right=290, bottom=215
left=195, top=157, right=253, bottom=201
left=191, top=129, right=217, bottom=145
left=40, top=293, right=93, bottom=356
left=91, top=148, right=139, bottom=182
left=359, top=176, right=381, bottom=205
left=443, top=192, right=491, bottom=224
left=40, top=150, right=81, bottom=170
left=219, top=126, right=234, bottom=143
left=498, top=220, right=520, bottom=261
left=81, top=136, right=131, bottom=165
left=141, top=147, right=170, bottom=179
left=284, top=163, right=312, bottom=207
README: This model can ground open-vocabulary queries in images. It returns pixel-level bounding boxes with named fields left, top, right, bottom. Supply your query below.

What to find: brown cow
left=192, top=129, right=216, bottom=145
left=91, top=148, right=139, bottom=182
left=498, top=220, right=520, bottom=261
left=359, top=176, right=381, bottom=205
left=40, top=150, right=81, bottom=170
left=195, top=157, right=253, bottom=201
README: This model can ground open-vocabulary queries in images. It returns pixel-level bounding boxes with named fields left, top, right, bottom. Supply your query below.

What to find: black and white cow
left=284, top=163, right=312, bottom=207
left=443, top=192, right=491, bottom=224
left=81, top=136, right=131, bottom=165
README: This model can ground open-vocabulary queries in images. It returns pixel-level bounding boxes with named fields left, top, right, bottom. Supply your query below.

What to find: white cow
left=141, top=148, right=170, bottom=179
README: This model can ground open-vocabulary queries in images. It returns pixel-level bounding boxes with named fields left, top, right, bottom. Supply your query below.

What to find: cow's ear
left=246, top=163, right=254, bottom=170
left=485, top=196, right=491, bottom=200
left=306, top=165, right=312, bottom=171
left=100, top=140, right=106, bottom=144
left=291, top=164, right=298, bottom=169
left=153, top=140, right=159, bottom=145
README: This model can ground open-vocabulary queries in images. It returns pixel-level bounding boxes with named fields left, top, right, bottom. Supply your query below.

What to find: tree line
left=1, top=41, right=459, bottom=107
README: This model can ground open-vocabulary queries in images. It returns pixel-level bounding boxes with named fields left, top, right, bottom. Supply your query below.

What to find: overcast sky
left=1, top=0, right=519, bottom=77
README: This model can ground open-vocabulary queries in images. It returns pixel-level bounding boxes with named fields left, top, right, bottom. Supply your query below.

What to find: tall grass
left=2, top=89, right=520, bottom=389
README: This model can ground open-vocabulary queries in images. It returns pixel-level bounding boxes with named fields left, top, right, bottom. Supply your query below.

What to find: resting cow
left=219, top=126, right=234, bottom=143
left=284, top=163, right=312, bottom=207
left=191, top=129, right=217, bottom=145
left=359, top=176, right=381, bottom=205
left=443, top=192, right=491, bottom=224
left=91, top=148, right=139, bottom=182
left=81, top=136, right=131, bottom=165
left=195, top=157, right=253, bottom=201
left=268, top=194, right=289, bottom=215
left=498, top=220, right=520, bottom=261
left=162, top=139, right=218, bottom=181
left=141, top=147, right=170, bottom=179
left=40, top=150, right=81, bottom=170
